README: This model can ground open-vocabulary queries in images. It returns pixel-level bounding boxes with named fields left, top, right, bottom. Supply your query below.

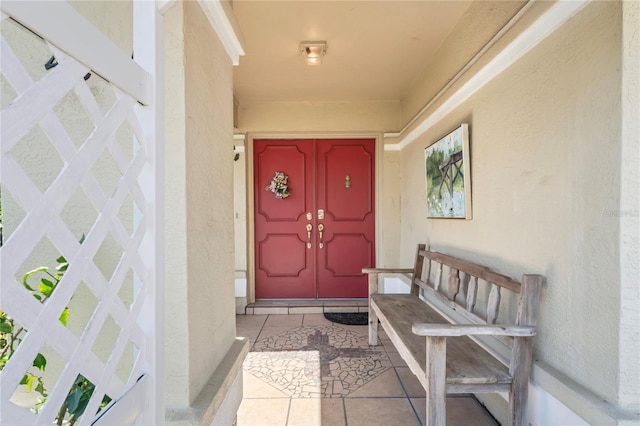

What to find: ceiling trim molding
left=198, top=0, right=245, bottom=66
left=388, top=0, right=590, bottom=151
left=158, top=0, right=178, bottom=15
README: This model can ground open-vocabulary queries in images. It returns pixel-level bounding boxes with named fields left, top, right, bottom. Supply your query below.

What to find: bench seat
left=371, top=294, right=512, bottom=389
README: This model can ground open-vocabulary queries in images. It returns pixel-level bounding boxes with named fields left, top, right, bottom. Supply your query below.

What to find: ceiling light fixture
left=300, top=41, right=327, bottom=66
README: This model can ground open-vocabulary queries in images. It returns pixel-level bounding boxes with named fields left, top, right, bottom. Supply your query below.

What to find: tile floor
left=236, top=313, right=499, bottom=426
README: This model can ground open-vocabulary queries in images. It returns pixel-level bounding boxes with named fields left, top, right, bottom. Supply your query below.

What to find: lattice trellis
left=1, top=3, right=161, bottom=425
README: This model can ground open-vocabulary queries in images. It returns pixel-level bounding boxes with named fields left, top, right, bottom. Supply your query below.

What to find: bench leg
left=508, top=337, right=534, bottom=426
left=368, top=272, right=379, bottom=346
left=368, top=305, right=378, bottom=346
left=425, top=336, right=446, bottom=426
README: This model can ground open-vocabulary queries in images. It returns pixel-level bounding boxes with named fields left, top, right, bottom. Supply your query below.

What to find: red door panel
left=316, top=139, right=375, bottom=298
left=254, top=140, right=315, bottom=298
left=254, top=138, right=375, bottom=299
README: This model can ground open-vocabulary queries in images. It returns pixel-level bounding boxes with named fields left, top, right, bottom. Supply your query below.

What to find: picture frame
left=424, top=124, right=472, bottom=219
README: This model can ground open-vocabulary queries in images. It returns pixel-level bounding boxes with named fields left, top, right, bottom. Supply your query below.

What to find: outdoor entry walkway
left=236, top=313, right=498, bottom=426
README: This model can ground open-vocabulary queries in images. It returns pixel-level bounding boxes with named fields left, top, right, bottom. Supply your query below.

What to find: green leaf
left=25, top=374, right=35, bottom=392
left=56, top=255, right=67, bottom=264
left=0, top=322, right=12, bottom=333
left=22, top=267, right=48, bottom=291
left=20, top=374, right=29, bottom=385
left=39, top=279, right=55, bottom=296
left=33, top=294, right=43, bottom=302
left=32, top=353, right=47, bottom=371
left=79, top=234, right=85, bottom=244
left=58, top=307, right=69, bottom=326
left=34, top=379, right=47, bottom=397
left=65, top=387, right=82, bottom=413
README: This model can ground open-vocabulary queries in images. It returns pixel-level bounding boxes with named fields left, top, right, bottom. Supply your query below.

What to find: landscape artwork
left=424, top=124, right=472, bottom=219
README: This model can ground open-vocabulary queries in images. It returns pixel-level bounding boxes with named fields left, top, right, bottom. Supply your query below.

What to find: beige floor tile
left=289, top=307, right=324, bottom=314
left=255, top=307, right=289, bottom=315
left=253, top=300, right=290, bottom=307
left=265, top=314, right=304, bottom=327
left=288, top=300, right=324, bottom=307
left=302, top=313, right=333, bottom=326
left=243, top=370, right=290, bottom=399
left=410, top=397, right=498, bottom=426
left=381, top=340, right=398, bottom=353
left=287, top=398, right=346, bottom=426
left=237, top=326, right=261, bottom=343
left=378, top=329, right=391, bottom=341
left=324, top=300, right=365, bottom=307
left=347, top=368, right=405, bottom=398
left=387, top=352, right=407, bottom=367
left=237, top=314, right=269, bottom=328
left=237, top=397, right=290, bottom=426
left=344, top=397, right=420, bottom=426
left=395, top=367, right=425, bottom=398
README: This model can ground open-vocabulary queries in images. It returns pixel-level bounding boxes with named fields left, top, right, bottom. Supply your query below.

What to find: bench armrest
left=362, top=268, right=414, bottom=274
left=412, top=324, right=536, bottom=337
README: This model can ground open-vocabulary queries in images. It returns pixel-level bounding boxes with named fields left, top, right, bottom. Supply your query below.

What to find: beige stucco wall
left=234, top=151, right=247, bottom=271
left=400, top=0, right=528, bottom=126
left=164, top=2, right=190, bottom=407
left=399, top=0, right=625, bottom=410
left=164, top=1, right=237, bottom=408
left=237, top=100, right=401, bottom=133
left=619, top=0, right=640, bottom=415
left=184, top=0, right=237, bottom=400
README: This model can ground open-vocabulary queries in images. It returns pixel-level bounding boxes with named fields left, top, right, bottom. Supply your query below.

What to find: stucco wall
left=234, top=151, right=247, bottom=271
left=399, top=0, right=623, bottom=407
left=400, top=0, right=528, bottom=126
left=164, top=3, right=190, bottom=408
left=237, top=100, right=401, bottom=133
left=618, top=0, right=640, bottom=415
left=183, top=0, right=237, bottom=403
left=164, top=1, right=237, bottom=408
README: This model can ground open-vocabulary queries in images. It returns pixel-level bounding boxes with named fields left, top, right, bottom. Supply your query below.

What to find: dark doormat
left=324, top=312, right=368, bottom=326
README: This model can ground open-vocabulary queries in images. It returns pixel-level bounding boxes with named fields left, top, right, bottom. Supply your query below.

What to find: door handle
left=318, top=224, right=324, bottom=249
left=306, top=223, right=313, bottom=249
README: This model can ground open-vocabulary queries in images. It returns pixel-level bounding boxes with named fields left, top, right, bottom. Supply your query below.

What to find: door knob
left=318, top=223, right=324, bottom=249
left=306, top=223, right=313, bottom=249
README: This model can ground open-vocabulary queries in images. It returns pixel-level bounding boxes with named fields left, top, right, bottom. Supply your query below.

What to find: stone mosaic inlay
left=245, top=325, right=391, bottom=398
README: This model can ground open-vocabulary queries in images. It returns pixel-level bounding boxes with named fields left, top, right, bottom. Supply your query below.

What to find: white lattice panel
left=1, top=2, right=162, bottom=425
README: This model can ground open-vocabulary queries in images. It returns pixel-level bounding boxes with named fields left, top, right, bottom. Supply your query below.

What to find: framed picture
left=424, top=124, right=472, bottom=219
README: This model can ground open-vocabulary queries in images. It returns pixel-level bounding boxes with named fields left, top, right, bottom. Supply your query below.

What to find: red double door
left=254, top=139, right=375, bottom=299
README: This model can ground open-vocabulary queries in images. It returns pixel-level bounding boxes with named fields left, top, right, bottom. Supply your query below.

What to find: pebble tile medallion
left=246, top=325, right=391, bottom=398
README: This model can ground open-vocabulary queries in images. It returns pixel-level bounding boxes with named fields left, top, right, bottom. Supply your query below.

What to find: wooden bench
left=364, top=244, right=542, bottom=426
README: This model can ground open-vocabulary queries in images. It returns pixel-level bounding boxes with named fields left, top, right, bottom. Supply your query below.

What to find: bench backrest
left=410, top=244, right=543, bottom=333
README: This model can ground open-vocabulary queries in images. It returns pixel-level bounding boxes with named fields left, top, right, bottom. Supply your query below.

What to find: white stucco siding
left=399, top=0, right=622, bottom=406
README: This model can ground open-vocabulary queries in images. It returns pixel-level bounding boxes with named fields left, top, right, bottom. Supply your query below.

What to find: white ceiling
left=232, top=1, right=472, bottom=104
